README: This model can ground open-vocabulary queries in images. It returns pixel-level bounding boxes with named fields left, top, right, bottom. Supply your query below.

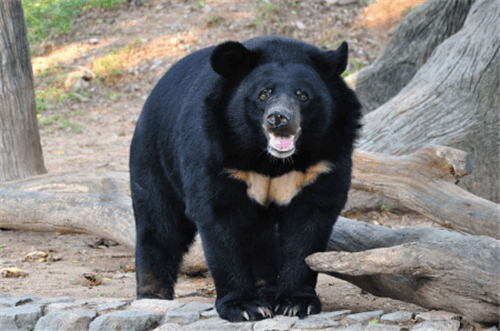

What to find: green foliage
left=37, top=100, right=87, bottom=133
left=23, top=0, right=126, bottom=46
left=35, top=96, right=48, bottom=112
left=208, top=15, right=222, bottom=26
left=248, top=0, right=284, bottom=32
left=349, top=58, right=363, bottom=70
left=381, top=205, right=391, bottom=212
left=341, top=70, right=351, bottom=78
left=192, top=1, right=205, bottom=9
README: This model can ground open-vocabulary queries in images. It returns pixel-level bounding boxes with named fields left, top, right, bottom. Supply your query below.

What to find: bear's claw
left=276, top=295, right=321, bottom=318
left=257, top=306, right=273, bottom=318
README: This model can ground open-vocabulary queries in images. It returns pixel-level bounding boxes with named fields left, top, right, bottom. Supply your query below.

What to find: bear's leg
left=133, top=184, right=197, bottom=300
left=250, top=224, right=280, bottom=309
left=275, top=206, right=337, bottom=318
left=197, top=221, right=274, bottom=322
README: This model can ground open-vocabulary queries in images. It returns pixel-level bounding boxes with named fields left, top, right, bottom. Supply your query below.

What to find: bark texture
left=351, top=146, right=499, bottom=238
left=306, top=216, right=500, bottom=325
left=356, top=0, right=475, bottom=113
left=355, top=0, right=500, bottom=202
left=0, top=173, right=135, bottom=249
left=0, top=1, right=47, bottom=182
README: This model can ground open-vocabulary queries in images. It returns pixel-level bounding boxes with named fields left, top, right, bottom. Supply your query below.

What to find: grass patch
left=92, top=38, right=143, bottom=84
left=23, top=0, right=126, bottom=51
left=37, top=107, right=86, bottom=134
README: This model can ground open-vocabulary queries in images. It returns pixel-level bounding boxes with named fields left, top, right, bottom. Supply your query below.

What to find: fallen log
left=0, top=174, right=136, bottom=249
left=2, top=146, right=497, bottom=241
left=306, top=216, right=500, bottom=325
left=350, top=145, right=500, bottom=238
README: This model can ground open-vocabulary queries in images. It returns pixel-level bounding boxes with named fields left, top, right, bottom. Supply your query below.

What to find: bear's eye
left=259, top=89, right=269, bottom=101
left=296, top=90, right=308, bottom=101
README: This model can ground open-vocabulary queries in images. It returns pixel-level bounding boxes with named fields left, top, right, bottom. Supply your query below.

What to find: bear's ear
left=312, top=41, right=349, bottom=78
left=210, top=41, right=258, bottom=78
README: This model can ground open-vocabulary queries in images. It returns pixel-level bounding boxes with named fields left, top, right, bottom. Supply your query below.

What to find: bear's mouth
left=266, top=131, right=300, bottom=159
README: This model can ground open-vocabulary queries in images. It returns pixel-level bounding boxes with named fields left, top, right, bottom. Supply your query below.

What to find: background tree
left=0, top=0, right=46, bottom=182
left=354, top=0, right=500, bottom=203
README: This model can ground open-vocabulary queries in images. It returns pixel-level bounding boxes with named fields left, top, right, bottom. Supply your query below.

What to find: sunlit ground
left=359, top=0, right=427, bottom=29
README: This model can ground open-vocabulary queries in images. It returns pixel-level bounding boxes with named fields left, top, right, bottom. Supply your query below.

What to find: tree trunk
left=355, top=0, right=474, bottom=114
left=0, top=0, right=47, bottom=182
left=306, top=216, right=500, bottom=325
left=355, top=0, right=500, bottom=203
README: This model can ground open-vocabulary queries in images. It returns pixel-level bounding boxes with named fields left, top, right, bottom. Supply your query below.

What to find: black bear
left=130, top=36, right=362, bottom=322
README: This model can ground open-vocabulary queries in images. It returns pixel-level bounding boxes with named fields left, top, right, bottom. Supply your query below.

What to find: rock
left=321, top=309, right=352, bottom=320
left=339, top=323, right=364, bottom=330
left=130, top=299, right=185, bottom=313
left=415, top=310, right=460, bottom=321
left=412, top=320, right=460, bottom=331
left=33, top=309, right=96, bottom=331
left=0, top=304, right=43, bottom=331
left=346, top=310, right=385, bottom=323
left=0, top=295, right=38, bottom=307
left=88, top=310, right=163, bottom=331
left=163, top=310, right=200, bottom=325
left=179, top=301, right=213, bottom=313
left=74, top=78, right=91, bottom=90
left=380, top=311, right=414, bottom=323
left=295, top=21, right=306, bottom=30
left=200, top=309, right=219, bottom=318
left=88, top=38, right=99, bottom=44
left=254, top=316, right=299, bottom=331
left=150, top=59, right=164, bottom=71
left=45, top=298, right=127, bottom=314
left=181, top=317, right=254, bottom=330
left=177, top=290, right=199, bottom=298
left=292, top=314, right=341, bottom=329
left=34, top=297, right=75, bottom=306
left=365, top=323, right=408, bottom=331
left=155, top=323, right=182, bottom=330
left=45, top=301, right=84, bottom=314
left=96, top=301, right=127, bottom=312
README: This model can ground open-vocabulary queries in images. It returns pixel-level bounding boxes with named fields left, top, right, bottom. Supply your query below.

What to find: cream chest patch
left=225, top=161, right=333, bottom=207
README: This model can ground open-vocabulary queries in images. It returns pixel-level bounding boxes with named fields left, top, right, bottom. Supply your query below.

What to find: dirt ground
left=1, top=0, right=455, bottom=321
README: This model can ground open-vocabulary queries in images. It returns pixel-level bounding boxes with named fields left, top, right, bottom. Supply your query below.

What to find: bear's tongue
left=270, top=135, right=294, bottom=151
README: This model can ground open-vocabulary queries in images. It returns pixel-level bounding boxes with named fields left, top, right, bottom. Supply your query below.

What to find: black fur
left=130, top=36, right=362, bottom=322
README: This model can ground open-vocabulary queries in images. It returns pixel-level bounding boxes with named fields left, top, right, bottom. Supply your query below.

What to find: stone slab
left=33, top=309, right=96, bottom=331
left=89, top=309, right=163, bottom=331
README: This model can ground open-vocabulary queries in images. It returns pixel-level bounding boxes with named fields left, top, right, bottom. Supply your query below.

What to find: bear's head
left=209, top=37, right=358, bottom=164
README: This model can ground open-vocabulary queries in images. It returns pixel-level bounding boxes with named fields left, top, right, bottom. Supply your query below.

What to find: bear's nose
left=267, top=111, right=290, bottom=128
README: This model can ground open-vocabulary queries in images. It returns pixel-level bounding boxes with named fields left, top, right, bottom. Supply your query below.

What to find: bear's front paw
left=275, top=293, right=321, bottom=318
left=216, top=299, right=274, bottom=322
